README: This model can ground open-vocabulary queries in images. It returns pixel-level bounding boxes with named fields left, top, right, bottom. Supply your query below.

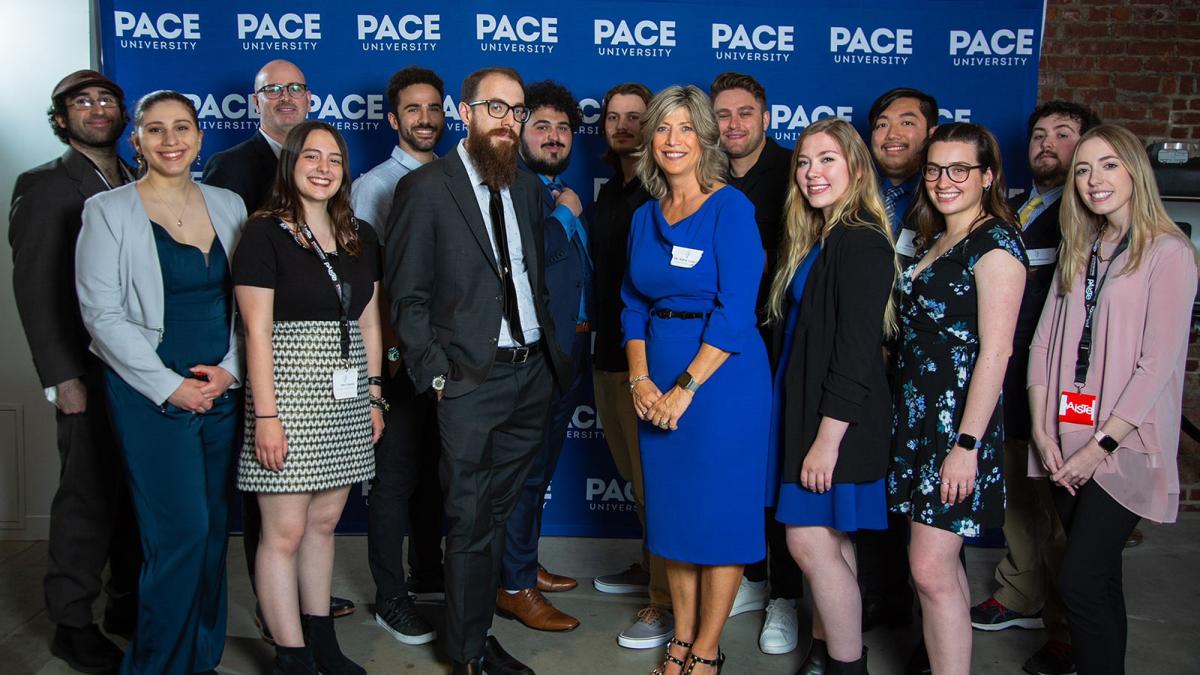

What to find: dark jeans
left=45, top=364, right=141, bottom=628
left=1053, top=481, right=1141, bottom=675
left=367, top=370, right=445, bottom=602
left=744, top=507, right=804, bottom=599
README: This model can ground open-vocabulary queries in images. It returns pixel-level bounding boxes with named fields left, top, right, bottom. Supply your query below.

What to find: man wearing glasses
left=10, top=69, right=140, bottom=674
left=201, top=59, right=359, bottom=633
left=386, top=66, right=567, bottom=675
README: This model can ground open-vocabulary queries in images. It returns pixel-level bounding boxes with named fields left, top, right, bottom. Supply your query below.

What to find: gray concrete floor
left=2, top=516, right=1198, bottom=674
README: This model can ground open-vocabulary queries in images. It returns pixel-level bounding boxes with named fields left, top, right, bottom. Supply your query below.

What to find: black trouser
left=1053, top=481, right=1141, bottom=675
left=855, top=512, right=915, bottom=614
left=744, top=507, right=804, bottom=599
left=367, top=370, right=445, bottom=602
left=45, top=364, right=141, bottom=627
left=437, top=352, right=553, bottom=663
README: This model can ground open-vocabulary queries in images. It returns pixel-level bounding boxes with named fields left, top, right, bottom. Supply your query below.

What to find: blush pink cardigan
left=1027, top=233, right=1197, bottom=523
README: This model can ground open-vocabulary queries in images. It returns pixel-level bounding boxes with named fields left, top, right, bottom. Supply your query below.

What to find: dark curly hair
left=386, top=66, right=444, bottom=114
left=523, top=80, right=582, bottom=131
left=47, top=85, right=129, bottom=145
left=1025, top=100, right=1102, bottom=139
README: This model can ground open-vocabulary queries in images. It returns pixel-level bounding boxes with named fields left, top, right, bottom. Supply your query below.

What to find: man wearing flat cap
left=9, top=69, right=141, bottom=674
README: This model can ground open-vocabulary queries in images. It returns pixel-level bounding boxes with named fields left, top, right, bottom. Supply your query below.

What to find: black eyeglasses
left=466, top=99, right=531, bottom=123
left=256, top=82, right=309, bottom=100
left=68, top=95, right=118, bottom=110
left=923, top=163, right=985, bottom=183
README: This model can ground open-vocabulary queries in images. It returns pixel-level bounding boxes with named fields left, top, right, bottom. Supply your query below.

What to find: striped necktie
left=883, top=184, right=905, bottom=231
left=1018, top=194, right=1044, bottom=227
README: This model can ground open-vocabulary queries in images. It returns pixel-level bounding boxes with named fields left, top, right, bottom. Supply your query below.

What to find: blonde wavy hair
left=1058, top=124, right=1196, bottom=293
left=766, top=118, right=899, bottom=335
left=635, top=85, right=728, bottom=200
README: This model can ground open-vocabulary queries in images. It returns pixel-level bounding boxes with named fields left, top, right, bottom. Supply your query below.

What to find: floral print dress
left=887, top=219, right=1027, bottom=536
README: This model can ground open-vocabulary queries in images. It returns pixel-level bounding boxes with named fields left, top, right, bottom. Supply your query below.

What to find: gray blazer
left=76, top=182, right=246, bottom=405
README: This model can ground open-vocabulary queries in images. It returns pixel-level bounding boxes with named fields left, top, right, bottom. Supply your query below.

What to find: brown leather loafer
left=496, top=588, right=580, bottom=632
left=536, top=564, right=578, bottom=593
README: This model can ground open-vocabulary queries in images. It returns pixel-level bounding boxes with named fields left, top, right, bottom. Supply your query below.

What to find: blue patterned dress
left=887, top=219, right=1027, bottom=536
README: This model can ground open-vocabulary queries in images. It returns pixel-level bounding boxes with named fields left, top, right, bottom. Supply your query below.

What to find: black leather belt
left=652, top=309, right=710, bottom=320
left=495, top=341, right=542, bottom=364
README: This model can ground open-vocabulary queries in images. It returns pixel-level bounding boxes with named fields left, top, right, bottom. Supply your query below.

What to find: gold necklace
left=151, top=181, right=193, bottom=228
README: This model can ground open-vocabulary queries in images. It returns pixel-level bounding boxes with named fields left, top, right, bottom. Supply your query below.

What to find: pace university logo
left=770, top=103, right=854, bottom=142
left=594, top=19, right=676, bottom=58
left=948, top=28, right=1035, bottom=67
left=237, top=12, right=321, bottom=51
left=357, top=14, right=440, bottom=52
left=711, top=23, right=794, bottom=62
left=113, top=11, right=200, bottom=51
left=829, top=26, right=913, bottom=65
left=476, top=14, right=558, bottom=54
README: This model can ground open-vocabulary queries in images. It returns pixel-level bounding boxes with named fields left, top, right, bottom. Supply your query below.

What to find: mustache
left=488, top=128, right=517, bottom=141
left=540, top=141, right=566, bottom=150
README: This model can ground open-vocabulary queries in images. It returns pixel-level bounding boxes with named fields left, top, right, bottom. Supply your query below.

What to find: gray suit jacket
left=385, top=148, right=566, bottom=397
left=76, top=182, right=246, bottom=404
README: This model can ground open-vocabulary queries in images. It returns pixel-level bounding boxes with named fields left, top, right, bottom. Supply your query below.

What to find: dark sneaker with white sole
left=1023, top=640, right=1077, bottom=675
left=593, top=563, right=650, bottom=595
left=970, top=596, right=1045, bottom=631
left=375, top=595, right=437, bottom=645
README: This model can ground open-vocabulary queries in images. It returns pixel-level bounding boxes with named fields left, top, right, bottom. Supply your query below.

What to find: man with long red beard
left=385, top=66, right=567, bottom=675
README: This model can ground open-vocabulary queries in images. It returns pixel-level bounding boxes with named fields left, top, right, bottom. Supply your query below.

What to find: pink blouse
left=1027, top=233, right=1197, bottom=523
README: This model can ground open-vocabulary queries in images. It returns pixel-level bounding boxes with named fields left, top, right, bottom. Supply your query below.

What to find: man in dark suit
left=494, top=80, right=588, bottom=633
left=970, top=101, right=1100, bottom=675
left=386, top=66, right=566, bottom=675
left=201, top=59, right=356, bottom=625
left=9, top=69, right=140, bottom=674
left=709, top=71, right=800, bottom=654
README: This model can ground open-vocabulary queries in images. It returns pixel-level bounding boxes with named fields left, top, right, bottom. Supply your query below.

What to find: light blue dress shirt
left=350, top=145, right=428, bottom=237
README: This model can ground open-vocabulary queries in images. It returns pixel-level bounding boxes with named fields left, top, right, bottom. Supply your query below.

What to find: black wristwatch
left=676, top=371, right=701, bottom=393
left=1093, top=431, right=1119, bottom=453
left=955, top=432, right=978, bottom=451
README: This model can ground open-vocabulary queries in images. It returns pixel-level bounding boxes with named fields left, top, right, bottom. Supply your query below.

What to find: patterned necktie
left=1018, top=194, right=1044, bottom=228
left=488, top=186, right=525, bottom=345
left=883, top=184, right=905, bottom=231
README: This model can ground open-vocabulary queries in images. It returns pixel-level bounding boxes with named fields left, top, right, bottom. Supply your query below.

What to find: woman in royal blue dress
left=768, top=118, right=898, bottom=675
left=621, top=85, right=769, bottom=675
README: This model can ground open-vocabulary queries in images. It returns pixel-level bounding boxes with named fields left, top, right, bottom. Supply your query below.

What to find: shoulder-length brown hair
left=766, top=118, right=899, bottom=334
left=635, top=85, right=728, bottom=200
left=1057, top=124, right=1196, bottom=293
left=907, top=122, right=1016, bottom=246
left=253, top=120, right=361, bottom=255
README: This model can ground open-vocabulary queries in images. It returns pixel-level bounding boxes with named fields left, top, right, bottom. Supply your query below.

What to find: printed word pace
left=948, top=28, right=1035, bottom=66
left=237, top=13, right=321, bottom=51
left=711, top=23, right=793, bottom=62
left=594, top=19, right=675, bottom=58
left=476, top=14, right=557, bottom=54
left=829, top=26, right=913, bottom=65
left=113, top=11, right=200, bottom=50
left=357, top=14, right=440, bottom=52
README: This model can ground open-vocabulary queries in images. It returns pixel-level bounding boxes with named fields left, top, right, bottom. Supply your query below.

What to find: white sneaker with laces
left=728, top=577, right=769, bottom=617
left=758, top=598, right=799, bottom=655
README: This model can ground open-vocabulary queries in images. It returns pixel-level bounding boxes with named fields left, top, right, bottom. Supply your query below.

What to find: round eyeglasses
left=466, top=99, right=531, bottom=123
left=923, top=163, right=985, bottom=183
left=68, top=95, right=118, bottom=110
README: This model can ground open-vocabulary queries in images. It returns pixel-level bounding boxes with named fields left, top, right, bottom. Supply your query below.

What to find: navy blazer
left=202, top=132, right=277, bottom=215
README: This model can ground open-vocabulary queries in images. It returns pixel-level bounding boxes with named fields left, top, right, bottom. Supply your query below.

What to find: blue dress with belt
left=771, top=249, right=887, bottom=532
left=621, top=186, right=770, bottom=565
left=104, top=222, right=237, bottom=674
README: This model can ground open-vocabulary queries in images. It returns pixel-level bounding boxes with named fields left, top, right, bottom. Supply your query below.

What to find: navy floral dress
left=887, top=218, right=1027, bottom=536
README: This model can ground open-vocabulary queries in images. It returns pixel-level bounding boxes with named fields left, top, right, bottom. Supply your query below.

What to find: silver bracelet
left=627, top=374, right=650, bottom=392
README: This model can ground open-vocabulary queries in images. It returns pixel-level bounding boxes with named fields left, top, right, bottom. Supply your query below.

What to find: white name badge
left=896, top=228, right=918, bottom=258
left=670, top=245, right=704, bottom=268
left=332, top=367, right=358, bottom=400
left=1027, top=247, right=1058, bottom=266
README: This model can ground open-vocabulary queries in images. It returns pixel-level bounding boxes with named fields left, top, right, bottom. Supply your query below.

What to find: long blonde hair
left=766, top=118, right=899, bottom=335
left=1058, top=124, right=1195, bottom=293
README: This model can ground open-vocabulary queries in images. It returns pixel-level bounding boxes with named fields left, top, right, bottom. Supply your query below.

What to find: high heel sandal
left=650, top=637, right=692, bottom=675
left=682, top=650, right=724, bottom=675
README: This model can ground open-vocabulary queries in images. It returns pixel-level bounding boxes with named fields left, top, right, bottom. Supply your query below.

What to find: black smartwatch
left=955, top=432, right=978, bottom=451
left=1093, top=431, right=1119, bottom=453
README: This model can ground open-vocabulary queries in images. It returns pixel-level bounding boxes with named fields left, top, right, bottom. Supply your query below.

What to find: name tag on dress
left=670, top=246, right=703, bottom=268
left=1058, top=390, right=1096, bottom=426
left=332, top=367, right=358, bottom=400
left=1027, top=247, right=1058, bottom=266
left=896, top=229, right=918, bottom=258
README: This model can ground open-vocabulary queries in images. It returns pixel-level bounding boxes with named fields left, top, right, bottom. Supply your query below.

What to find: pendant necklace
left=153, top=181, right=193, bottom=228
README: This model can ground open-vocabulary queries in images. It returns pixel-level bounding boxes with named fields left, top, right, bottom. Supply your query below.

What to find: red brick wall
left=1039, top=0, right=1200, bottom=143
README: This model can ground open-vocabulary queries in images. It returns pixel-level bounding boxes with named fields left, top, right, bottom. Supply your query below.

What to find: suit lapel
left=62, top=147, right=112, bottom=201
left=512, top=178, right=543, bottom=288
left=444, top=152, right=500, bottom=275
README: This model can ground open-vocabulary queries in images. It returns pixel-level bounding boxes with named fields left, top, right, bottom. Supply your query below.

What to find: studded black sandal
left=650, top=637, right=692, bottom=675
left=682, top=650, right=725, bottom=675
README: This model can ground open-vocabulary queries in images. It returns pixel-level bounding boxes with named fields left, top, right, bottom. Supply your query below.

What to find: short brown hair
left=601, top=82, right=653, bottom=167
left=461, top=66, right=523, bottom=103
left=710, top=72, right=767, bottom=108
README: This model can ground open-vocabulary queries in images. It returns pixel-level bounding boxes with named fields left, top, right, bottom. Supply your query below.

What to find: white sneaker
left=728, top=578, right=769, bottom=617
left=758, top=598, right=799, bottom=655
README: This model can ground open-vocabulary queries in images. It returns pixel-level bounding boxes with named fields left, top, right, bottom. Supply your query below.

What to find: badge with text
left=1027, top=247, right=1058, bottom=266
left=1058, top=390, right=1097, bottom=426
left=896, top=228, right=918, bottom=258
left=670, top=245, right=703, bottom=268
left=332, top=367, right=358, bottom=400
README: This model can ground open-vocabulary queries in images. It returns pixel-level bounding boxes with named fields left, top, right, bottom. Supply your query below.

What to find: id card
left=332, top=367, right=358, bottom=400
left=1027, top=247, right=1058, bottom=266
left=1058, top=390, right=1097, bottom=426
left=670, top=245, right=703, bottom=268
left=896, top=228, right=918, bottom=258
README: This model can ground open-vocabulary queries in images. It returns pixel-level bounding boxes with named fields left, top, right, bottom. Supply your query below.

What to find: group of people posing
left=9, top=56, right=1194, bottom=675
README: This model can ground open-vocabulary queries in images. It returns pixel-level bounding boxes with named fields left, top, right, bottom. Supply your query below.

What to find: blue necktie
left=883, top=184, right=905, bottom=232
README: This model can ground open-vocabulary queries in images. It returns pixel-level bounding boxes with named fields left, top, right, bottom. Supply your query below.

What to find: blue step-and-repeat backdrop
left=97, top=0, right=1046, bottom=537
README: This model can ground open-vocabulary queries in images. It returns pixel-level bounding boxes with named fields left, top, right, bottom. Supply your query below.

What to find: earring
left=135, top=153, right=144, bottom=169
left=984, top=183, right=992, bottom=192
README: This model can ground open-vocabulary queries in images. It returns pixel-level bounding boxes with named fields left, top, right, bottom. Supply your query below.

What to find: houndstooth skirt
left=238, top=320, right=375, bottom=493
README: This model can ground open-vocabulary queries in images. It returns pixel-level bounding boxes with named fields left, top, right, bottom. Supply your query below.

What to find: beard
left=67, top=114, right=125, bottom=149
left=1031, top=155, right=1067, bottom=187
left=400, top=122, right=442, bottom=152
left=520, top=137, right=571, bottom=176
left=466, top=127, right=519, bottom=188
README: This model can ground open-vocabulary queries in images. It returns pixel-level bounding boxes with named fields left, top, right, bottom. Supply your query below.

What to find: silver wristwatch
left=432, top=374, right=446, bottom=392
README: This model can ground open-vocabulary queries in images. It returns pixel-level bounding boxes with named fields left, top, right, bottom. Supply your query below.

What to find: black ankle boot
left=826, top=647, right=868, bottom=675
left=273, top=644, right=317, bottom=675
left=302, top=614, right=365, bottom=675
left=796, top=638, right=828, bottom=675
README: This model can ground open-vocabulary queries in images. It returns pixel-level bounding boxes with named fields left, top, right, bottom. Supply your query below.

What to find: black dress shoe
left=102, top=599, right=137, bottom=641
left=330, top=595, right=356, bottom=618
left=483, top=636, right=534, bottom=675
left=452, top=659, right=483, bottom=675
left=51, top=624, right=124, bottom=674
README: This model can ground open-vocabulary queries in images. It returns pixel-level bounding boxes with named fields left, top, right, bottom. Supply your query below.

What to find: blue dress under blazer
left=621, top=186, right=770, bottom=565
left=76, top=182, right=245, bottom=675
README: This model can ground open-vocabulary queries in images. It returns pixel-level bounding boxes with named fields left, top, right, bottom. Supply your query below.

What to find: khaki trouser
left=994, top=439, right=1070, bottom=642
left=593, top=369, right=671, bottom=608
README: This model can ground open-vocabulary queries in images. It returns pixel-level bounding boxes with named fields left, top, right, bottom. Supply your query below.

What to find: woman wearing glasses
left=76, top=91, right=246, bottom=674
left=887, top=123, right=1027, bottom=674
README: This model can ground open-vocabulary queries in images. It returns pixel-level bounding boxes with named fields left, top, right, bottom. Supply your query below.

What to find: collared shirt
left=878, top=169, right=921, bottom=234
left=1016, top=184, right=1064, bottom=230
left=540, top=173, right=592, bottom=324
left=351, top=145, right=429, bottom=236
left=456, top=141, right=541, bottom=347
left=259, top=128, right=283, bottom=158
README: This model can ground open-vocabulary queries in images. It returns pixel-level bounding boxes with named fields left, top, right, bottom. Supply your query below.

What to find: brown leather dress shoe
left=536, top=564, right=578, bottom=592
left=496, top=588, right=580, bottom=632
